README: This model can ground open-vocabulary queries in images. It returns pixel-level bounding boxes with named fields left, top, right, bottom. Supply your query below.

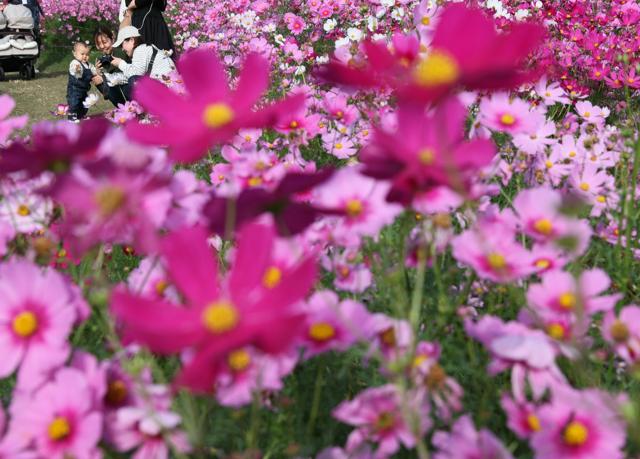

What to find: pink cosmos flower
left=465, top=315, right=566, bottom=401
left=0, top=405, right=35, bottom=458
left=535, top=78, right=570, bottom=106
left=108, top=384, right=190, bottom=459
left=512, top=187, right=592, bottom=254
left=433, top=415, right=513, bottom=459
left=0, top=260, right=78, bottom=384
left=501, top=395, right=542, bottom=440
left=526, top=269, right=620, bottom=320
left=412, top=341, right=464, bottom=421
left=212, top=348, right=297, bottom=407
left=361, top=97, right=495, bottom=204
left=12, top=367, right=102, bottom=459
left=111, top=222, right=316, bottom=392
left=298, top=290, right=373, bottom=357
left=478, top=93, right=539, bottom=135
left=127, top=50, right=303, bottom=163
left=530, top=388, right=625, bottom=459
left=0, top=95, right=28, bottom=146
left=575, top=100, right=609, bottom=127
left=51, top=159, right=171, bottom=257
left=602, top=304, right=640, bottom=364
left=451, top=220, right=535, bottom=283
left=322, top=249, right=373, bottom=293
left=333, top=384, right=430, bottom=459
left=314, top=167, right=402, bottom=239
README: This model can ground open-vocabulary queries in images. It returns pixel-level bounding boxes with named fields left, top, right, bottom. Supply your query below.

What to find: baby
left=66, top=42, right=97, bottom=122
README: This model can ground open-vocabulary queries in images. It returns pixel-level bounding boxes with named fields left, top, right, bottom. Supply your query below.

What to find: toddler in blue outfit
left=66, top=42, right=97, bottom=122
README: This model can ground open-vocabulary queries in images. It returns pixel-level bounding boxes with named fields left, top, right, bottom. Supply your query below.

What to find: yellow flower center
left=413, top=50, right=460, bottom=87
left=380, top=327, right=396, bottom=346
left=228, top=349, right=251, bottom=372
left=12, top=311, right=38, bottom=337
left=203, top=301, right=239, bottom=334
left=563, top=421, right=589, bottom=446
left=155, top=279, right=168, bottom=296
left=105, top=380, right=128, bottom=406
left=596, top=195, right=606, bottom=203
left=412, top=354, right=428, bottom=368
left=610, top=320, right=630, bottom=342
left=569, top=151, right=576, bottom=158
left=203, top=103, right=234, bottom=128
left=535, top=258, right=551, bottom=270
left=486, top=252, right=507, bottom=271
left=533, top=218, right=553, bottom=236
left=579, top=182, right=590, bottom=192
left=48, top=416, right=71, bottom=441
left=418, top=148, right=436, bottom=165
left=309, top=322, right=336, bottom=342
left=335, top=110, right=343, bottom=119
left=558, top=292, right=576, bottom=310
left=527, top=414, right=541, bottom=432
left=500, top=113, right=516, bottom=126
left=334, top=142, right=343, bottom=150
left=545, top=160, right=553, bottom=169
left=17, top=204, right=31, bottom=216
left=345, top=199, right=364, bottom=217
left=94, top=185, right=126, bottom=216
left=583, top=111, right=590, bottom=118
left=373, top=412, right=395, bottom=432
left=546, top=323, right=566, bottom=340
left=262, top=266, right=282, bottom=289
left=248, top=177, right=263, bottom=187
left=290, top=120, right=299, bottom=129
left=421, top=15, right=430, bottom=25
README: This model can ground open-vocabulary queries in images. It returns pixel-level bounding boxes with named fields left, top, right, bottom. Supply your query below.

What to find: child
left=66, top=42, right=97, bottom=122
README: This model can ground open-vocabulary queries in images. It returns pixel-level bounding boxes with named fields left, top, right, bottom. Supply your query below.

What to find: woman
left=111, top=26, right=175, bottom=99
left=119, top=0, right=175, bottom=55
left=91, top=26, right=129, bottom=107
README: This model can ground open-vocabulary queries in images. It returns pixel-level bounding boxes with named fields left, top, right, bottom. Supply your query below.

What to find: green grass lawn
left=1, top=47, right=113, bottom=125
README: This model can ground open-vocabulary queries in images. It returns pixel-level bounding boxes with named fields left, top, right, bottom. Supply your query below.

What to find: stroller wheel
left=0, top=67, right=4, bottom=82
left=21, top=63, right=34, bottom=80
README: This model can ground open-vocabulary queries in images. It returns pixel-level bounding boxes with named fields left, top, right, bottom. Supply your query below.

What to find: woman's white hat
left=114, top=26, right=141, bottom=48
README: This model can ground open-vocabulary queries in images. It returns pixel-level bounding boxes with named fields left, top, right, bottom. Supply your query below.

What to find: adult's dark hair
left=130, top=36, right=145, bottom=49
left=93, top=25, right=115, bottom=44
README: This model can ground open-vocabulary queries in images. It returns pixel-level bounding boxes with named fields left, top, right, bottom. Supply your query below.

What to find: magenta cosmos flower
left=111, top=222, right=316, bottom=392
left=0, top=260, right=78, bottom=384
left=316, top=4, right=545, bottom=104
left=360, top=97, right=495, bottom=204
left=530, top=388, right=626, bottom=459
left=13, top=367, right=102, bottom=459
left=126, top=49, right=304, bottom=163
left=0, top=118, right=109, bottom=178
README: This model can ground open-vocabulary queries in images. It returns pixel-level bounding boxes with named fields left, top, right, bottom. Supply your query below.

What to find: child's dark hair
left=93, top=25, right=115, bottom=44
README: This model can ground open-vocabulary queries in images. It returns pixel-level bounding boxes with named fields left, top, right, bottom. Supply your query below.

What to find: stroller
left=0, top=1, right=41, bottom=81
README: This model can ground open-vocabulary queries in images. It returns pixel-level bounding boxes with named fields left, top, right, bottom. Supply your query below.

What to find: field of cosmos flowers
left=2, top=0, right=640, bottom=458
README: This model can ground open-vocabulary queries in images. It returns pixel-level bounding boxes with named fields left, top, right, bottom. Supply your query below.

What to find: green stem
left=306, top=363, right=324, bottom=439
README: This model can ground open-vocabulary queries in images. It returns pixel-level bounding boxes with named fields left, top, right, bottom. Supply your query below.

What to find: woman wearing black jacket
left=121, top=0, right=175, bottom=55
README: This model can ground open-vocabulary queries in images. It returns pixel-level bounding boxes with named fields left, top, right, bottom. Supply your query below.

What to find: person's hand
left=92, top=75, right=104, bottom=86
left=128, top=0, right=136, bottom=9
left=95, top=61, right=103, bottom=72
left=111, top=57, right=123, bottom=67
